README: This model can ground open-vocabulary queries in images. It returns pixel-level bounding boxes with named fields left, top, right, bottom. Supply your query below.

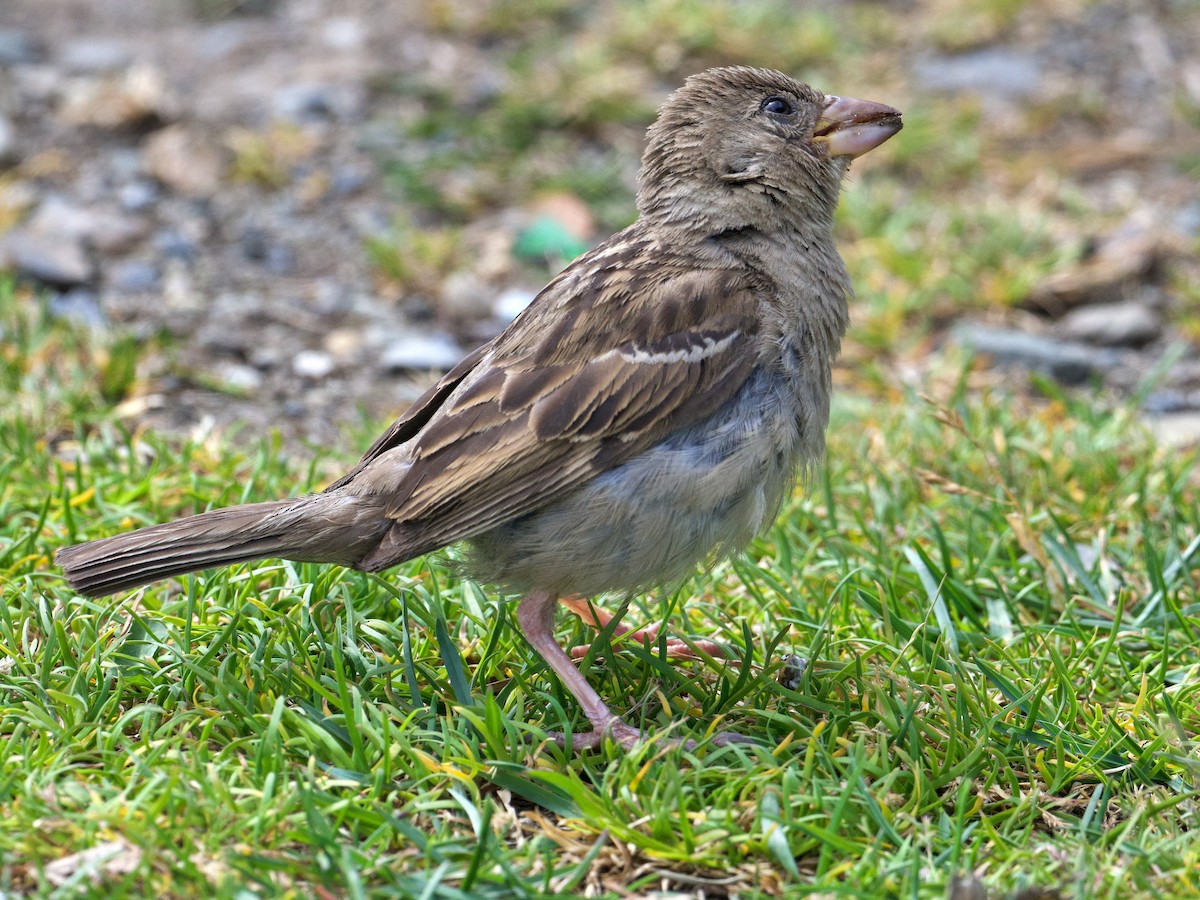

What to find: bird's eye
left=761, top=96, right=794, bottom=116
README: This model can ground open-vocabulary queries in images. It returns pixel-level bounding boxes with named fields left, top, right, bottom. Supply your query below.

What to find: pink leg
left=516, top=591, right=643, bottom=750
left=558, top=595, right=727, bottom=661
left=516, top=592, right=752, bottom=752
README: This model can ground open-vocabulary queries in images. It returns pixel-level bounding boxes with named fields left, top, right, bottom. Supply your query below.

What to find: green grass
left=2, top=273, right=1199, bottom=900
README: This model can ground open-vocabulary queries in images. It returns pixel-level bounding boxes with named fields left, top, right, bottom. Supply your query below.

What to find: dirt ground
left=2, top=0, right=1198, bottom=450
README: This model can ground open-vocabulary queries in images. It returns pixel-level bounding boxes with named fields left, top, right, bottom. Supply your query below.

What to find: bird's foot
left=559, top=596, right=726, bottom=661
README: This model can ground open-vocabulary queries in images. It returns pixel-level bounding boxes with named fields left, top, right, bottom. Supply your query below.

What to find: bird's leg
left=516, top=591, right=645, bottom=750
left=558, top=594, right=727, bottom=662
left=517, top=592, right=753, bottom=752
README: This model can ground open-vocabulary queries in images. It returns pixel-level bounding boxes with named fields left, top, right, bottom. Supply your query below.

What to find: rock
left=379, top=330, right=464, bottom=372
left=142, top=125, right=224, bottom=197
left=1054, top=298, right=1163, bottom=347
left=154, top=229, right=197, bottom=261
left=215, top=362, right=263, bottom=393
left=439, top=270, right=493, bottom=320
left=293, top=350, right=335, bottom=380
left=118, top=180, right=158, bottom=212
left=1024, top=226, right=1164, bottom=315
left=1146, top=412, right=1200, bottom=450
left=1173, top=203, right=1200, bottom=239
left=1, top=229, right=93, bottom=286
left=0, top=29, right=41, bottom=66
left=58, top=64, right=176, bottom=130
left=272, top=82, right=363, bottom=123
left=109, top=260, right=160, bottom=293
left=494, top=286, right=535, bottom=321
left=951, top=322, right=1119, bottom=385
left=59, top=37, right=132, bottom=73
left=48, top=288, right=106, bottom=328
left=87, top=211, right=150, bottom=254
left=911, top=48, right=1042, bottom=98
left=0, top=116, right=15, bottom=164
left=324, top=328, right=364, bottom=362
left=21, top=197, right=148, bottom=254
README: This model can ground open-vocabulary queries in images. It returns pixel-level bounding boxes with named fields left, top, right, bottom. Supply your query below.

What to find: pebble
left=49, top=288, right=107, bottom=328
left=1055, top=299, right=1163, bottom=348
left=1173, top=203, right=1200, bottom=238
left=912, top=48, right=1042, bottom=98
left=951, top=322, right=1119, bottom=385
left=1146, top=412, right=1200, bottom=450
left=154, top=229, right=197, bottom=261
left=2, top=229, right=93, bottom=286
left=293, top=350, right=336, bottom=380
left=109, top=260, right=160, bottom=293
left=0, top=115, right=14, bottom=163
left=142, top=125, right=224, bottom=197
left=0, top=28, right=41, bottom=66
left=216, top=362, right=264, bottom=393
left=119, top=180, right=158, bottom=212
left=494, top=287, right=535, bottom=322
left=379, top=330, right=464, bottom=372
left=58, top=64, right=175, bottom=129
left=273, top=83, right=354, bottom=123
left=59, top=37, right=132, bottom=73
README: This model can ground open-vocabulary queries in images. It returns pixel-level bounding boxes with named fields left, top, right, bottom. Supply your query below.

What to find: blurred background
left=0, top=0, right=1197, bottom=449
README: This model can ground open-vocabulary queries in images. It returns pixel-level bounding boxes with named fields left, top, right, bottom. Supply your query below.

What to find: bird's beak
left=814, top=96, right=903, bottom=159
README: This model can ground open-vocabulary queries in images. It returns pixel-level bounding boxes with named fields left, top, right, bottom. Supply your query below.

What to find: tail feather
left=56, top=494, right=388, bottom=597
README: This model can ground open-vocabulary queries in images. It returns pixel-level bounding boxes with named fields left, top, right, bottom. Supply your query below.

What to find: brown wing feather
left=342, top=241, right=762, bottom=571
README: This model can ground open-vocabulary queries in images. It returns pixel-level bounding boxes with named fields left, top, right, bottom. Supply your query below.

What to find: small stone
left=109, top=260, right=160, bottom=293
left=0, top=29, right=41, bottom=66
left=439, top=270, right=493, bottom=320
left=1173, top=203, right=1200, bottom=239
left=321, top=18, right=366, bottom=50
left=0, top=116, right=15, bottom=164
left=951, top=323, right=1119, bottom=385
left=776, top=654, right=807, bottom=690
left=142, top=124, right=225, bottom=197
left=2, top=229, right=93, bottom=286
left=272, top=83, right=359, bottom=123
left=58, top=64, right=175, bottom=130
left=59, top=37, right=132, bottom=73
left=1146, top=412, right=1200, bottom=450
left=216, top=362, right=263, bottom=393
left=154, top=229, right=197, bottom=261
left=494, top=287, right=535, bottom=322
left=1055, top=299, right=1162, bottom=348
left=49, top=288, right=106, bottom=328
left=240, top=226, right=271, bottom=262
left=293, top=350, right=335, bottom=380
left=379, top=330, right=464, bottom=372
left=324, top=328, right=364, bottom=361
left=119, top=180, right=158, bottom=212
left=912, top=48, right=1042, bottom=98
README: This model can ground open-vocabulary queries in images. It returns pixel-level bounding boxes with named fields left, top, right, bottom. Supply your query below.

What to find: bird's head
left=637, top=67, right=902, bottom=233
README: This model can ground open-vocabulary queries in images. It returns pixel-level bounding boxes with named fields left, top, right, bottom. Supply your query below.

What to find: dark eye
left=761, top=96, right=794, bottom=116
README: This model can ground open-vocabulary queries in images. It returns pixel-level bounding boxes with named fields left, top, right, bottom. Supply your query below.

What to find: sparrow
left=57, top=67, right=901, bottom=750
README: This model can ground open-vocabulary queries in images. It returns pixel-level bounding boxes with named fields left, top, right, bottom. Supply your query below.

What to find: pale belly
left=465, top=368, right=825, bottom=597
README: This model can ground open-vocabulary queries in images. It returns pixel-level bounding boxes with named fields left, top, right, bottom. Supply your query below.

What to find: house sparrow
left=57, top=67, right=901, bottom=750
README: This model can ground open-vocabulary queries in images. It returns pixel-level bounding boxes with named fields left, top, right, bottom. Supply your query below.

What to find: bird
left=57, top=66, right=901, bottom=751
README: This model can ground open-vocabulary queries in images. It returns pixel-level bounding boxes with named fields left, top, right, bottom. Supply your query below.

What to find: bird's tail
left=56, top=493, right=388, bottom=597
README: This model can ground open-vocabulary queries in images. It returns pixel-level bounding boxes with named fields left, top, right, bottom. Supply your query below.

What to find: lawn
left=2, top=279, right=1199, bottom=898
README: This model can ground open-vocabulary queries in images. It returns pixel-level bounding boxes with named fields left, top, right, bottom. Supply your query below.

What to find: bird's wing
left=340, top=260, right=762, bottom=569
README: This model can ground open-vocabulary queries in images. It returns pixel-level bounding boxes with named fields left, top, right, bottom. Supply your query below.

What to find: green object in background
left=512, top=215, right=590, bottom=263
